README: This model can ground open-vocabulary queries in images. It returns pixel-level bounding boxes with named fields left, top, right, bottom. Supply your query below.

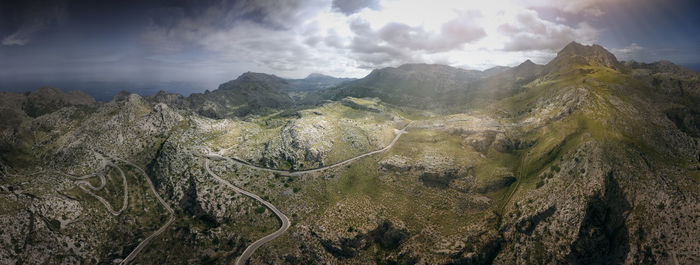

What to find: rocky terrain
left=0, top=42, right=699, bottom=264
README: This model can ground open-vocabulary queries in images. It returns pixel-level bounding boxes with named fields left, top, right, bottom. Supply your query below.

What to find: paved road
left=75, top=163, right=129, bottom=216
left=195, top=122, right=411, bottom=264
left=203, top=158, right=290, bottom=265
left=58, top=156, right=129, bottom=216
left=207, top=121, right=412, bottom=177
left=114, top=157, right=175, bottom=265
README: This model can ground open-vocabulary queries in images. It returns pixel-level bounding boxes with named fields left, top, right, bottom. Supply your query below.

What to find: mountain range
left=0, top=42, right=698, bottom=264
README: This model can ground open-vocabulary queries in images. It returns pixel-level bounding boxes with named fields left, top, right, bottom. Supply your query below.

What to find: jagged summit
left=520, top=59, right=535, bottom=66
left=511, top=59, right=544, bottom=77
left=548, top=41, right=620, bottom=70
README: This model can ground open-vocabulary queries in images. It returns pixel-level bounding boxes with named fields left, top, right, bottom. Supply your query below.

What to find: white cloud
left=498, top=10, right=599, bottom=51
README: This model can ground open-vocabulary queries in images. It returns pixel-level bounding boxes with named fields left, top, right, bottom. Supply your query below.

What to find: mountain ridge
left=1, top=42, right=699, bottom=264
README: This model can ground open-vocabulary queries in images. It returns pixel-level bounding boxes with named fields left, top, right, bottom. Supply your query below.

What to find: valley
left=0, top=42, right=699, bottom=264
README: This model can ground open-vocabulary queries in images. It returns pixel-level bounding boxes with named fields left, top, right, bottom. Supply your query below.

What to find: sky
left=0, top=0, right=699, bottom=98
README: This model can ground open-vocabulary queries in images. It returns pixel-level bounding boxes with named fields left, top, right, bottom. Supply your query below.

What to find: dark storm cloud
left=145, top=0, right=325, bottom=33
left=139, top=0, right=332, bottom=75
left=0, top=0, right=67, bottom=45
left=331, top=0, right=379, bottom=15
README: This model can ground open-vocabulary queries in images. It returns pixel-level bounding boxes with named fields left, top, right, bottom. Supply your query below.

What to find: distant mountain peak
left=217, top=72, right=289, bottom=91
left=548, top=41, right=619, bottom=69
left=558, top=41, right=585, bottom=55
left=519, top=59, right=536, bottom=67
left=237, top=72, right=282, bottom=81
left=511, top=59, right=544, bottom=76
left=558, top=41, right=610, bottom=57
left=305, top=73, right=331, bottom=79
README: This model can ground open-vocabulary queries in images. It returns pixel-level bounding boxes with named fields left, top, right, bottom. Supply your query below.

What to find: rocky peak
left=112, top=91, right=145, bottom=107
left=515, top=60, right=539, bottom=71
left=113, top=90, right=133, bottom=102
left=218, top=72, right=289, bottom=91
left=509, top=59, right=544, bottom=77
left=149, top=90, right=186, bottom=108
left=520, top=59, right=535, bottom=67
left=548, top=41, right=620, bottom=69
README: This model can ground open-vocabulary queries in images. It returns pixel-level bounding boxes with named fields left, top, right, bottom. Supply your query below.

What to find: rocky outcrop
left=315, top=220, right=409, bottom=259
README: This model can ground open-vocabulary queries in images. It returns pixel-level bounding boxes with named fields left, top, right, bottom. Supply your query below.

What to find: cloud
left=343, top=11, right=486, bottom=68
left=527, top=0, right=631, bottom=16
left=232, top=0, right=329, bottom=29
left=498, top=10, right=598, bottom=51
left=611, top=43, right=645, bottom=61
left=1, top=1, right=67, bottom=46
left=332, top=0, right=380, bottom=15
left=5, top=0, right=692, bottom=92
left=140, top=0, right=607, bottom=78
left=377, top=16, right=485, bottom=52
left=140, top=0, right=368, bottom=78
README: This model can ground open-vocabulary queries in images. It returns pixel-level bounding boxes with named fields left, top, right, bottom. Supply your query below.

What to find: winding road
left=204, top=158, right=290, bottom=265
left=196, top=121, right=412, bottom=265
left=209, top=121, right=412, bottom=176
left=58, top=155, right=129, bottom=216
left=112, top=157, right=175, bottom=265
left=75, top=163, right=129, bottom=216
left=59, top=152, right=175, bottom=265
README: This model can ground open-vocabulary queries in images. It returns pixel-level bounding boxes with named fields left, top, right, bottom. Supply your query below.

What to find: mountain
left=186, top=72, right=293, bottom=118
left=0, top=86, right=95, bottom=135
left=546, top=41, right=621, bottom=70
left=461, top=59, right=546, bottom=103
left=483, top=65, right=512, bottom=76
left=329, top=63, right=488, bottom=108
left=327, top=60, right=548, bottom=110
left=186, top=72, right=355, bottom=118
left=287, top=73, right=355, bottom=91
left=21, top=87, right=95, bottom=117
left=1, top=43, right=699, bottom=265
